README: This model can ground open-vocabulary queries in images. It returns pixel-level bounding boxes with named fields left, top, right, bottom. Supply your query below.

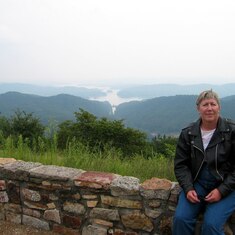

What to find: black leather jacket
left=174, top=117, right=235, bottom=197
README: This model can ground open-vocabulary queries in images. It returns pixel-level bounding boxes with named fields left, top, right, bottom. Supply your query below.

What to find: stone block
left=74, top=171, right=118, bottom=189
left=140, top=178, right=172, bottom=200
left=90, top=208, right=120, bottom=221
left=62, top=213, right=81, bottom=229
left=0, top=161, right=42, bottom=181
left=0, top=191, right=9, bottom=203
left=53, top=224, right=80, bottom=235
left=101, top=195, right=142, bottom=209
left=44, top=209, right=61, bottom=224
left=6, top=211, right=21, bottom=224
left=29, top=165, right=84, bottom=181
left=120, top=210, right=153, bottom=232
left=23, top=208, right=41, bottom=218
left=22, top=188, right=41, bottom=202
left=63, top=201, right=86, bottom=214
left=23, top=214, right=50, bottom=230
left=0, top=158, right=16, bottom=165
left=87, top=200, right=98, bottom=208
left=82, top=225, right=107, bottom=235
left=0, top=180, right=6, bottom=190
left=110, top=176, right=140, bottom=196
left=92, top=218, right=113, bottom=227
left=4, top=203, right=21, bottom=213
left=24, top=201, right=48, bottom=210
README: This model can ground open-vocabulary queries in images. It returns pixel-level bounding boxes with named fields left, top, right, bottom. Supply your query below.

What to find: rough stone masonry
left=0, top=158, right=234, bottom=235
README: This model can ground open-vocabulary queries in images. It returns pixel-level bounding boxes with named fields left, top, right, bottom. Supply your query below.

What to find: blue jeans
left=173, top=181, right=235, bottom=235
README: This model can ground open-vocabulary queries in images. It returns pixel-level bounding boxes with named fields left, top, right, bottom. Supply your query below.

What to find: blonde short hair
left=196, top=89, right=220, bottom=107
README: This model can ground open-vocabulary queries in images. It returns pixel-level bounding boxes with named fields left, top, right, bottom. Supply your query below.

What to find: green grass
left=0, top=137, right=176, bottom=182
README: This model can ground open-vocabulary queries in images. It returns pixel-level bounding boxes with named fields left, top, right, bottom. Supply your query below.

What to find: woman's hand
left=186, top=190, right=200, bottom=203
left=204, top=188, right=222, bottom=203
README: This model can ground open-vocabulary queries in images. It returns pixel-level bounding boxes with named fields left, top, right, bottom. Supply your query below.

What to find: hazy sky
left=1, top=0, right=235, bottom=86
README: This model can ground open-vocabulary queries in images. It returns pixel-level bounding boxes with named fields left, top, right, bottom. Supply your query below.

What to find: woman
left=173, top=90, right=235, bottom=235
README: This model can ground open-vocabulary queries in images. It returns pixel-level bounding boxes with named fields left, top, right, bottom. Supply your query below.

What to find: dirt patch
left=0, top=221, right=59, bottom=235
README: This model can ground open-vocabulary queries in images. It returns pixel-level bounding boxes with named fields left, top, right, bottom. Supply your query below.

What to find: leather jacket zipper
left=215, top=144, right=223, bottom=181
left=192, top=145, right=205, bottom=181
left=193, top=144, right=223, bottom=181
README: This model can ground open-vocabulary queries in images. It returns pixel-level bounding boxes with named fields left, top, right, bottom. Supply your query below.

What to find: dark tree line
left=0, top=109, right=178, bottom=158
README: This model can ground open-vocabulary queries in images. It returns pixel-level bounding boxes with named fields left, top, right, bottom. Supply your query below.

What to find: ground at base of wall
left=0, top=221, right=59, bottom=235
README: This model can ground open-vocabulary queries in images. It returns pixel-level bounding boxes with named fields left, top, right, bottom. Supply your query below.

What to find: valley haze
left=1, top=82, right=235, bottom=106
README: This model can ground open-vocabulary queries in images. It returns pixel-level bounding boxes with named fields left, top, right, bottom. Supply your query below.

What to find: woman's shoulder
left=224, top=118, right=235, bottom=125
left=222, top=118, right=235, bottom=131
left=181, top=120, right=199, bottom=132
left=182, top=122, right=194, bottom=130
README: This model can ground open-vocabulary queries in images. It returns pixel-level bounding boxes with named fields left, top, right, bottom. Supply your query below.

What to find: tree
left=0, top=115, right=11, bottom=137
left=57, top=109, right=148, bottom=157
left=10, top=110, right=45, bottom=146
left=57, top=120, right=77, bottom=148
left=152, top=135, right=178, bottom=158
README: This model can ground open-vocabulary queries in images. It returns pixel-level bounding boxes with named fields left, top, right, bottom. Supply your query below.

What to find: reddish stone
left=74, top=171, right=117, bottom=189
left=41, top=193, right=50, bottom=202
left=0, top=158, right=16, bottom=165
left=63, top=214, right=81, bottom=229
left=0, top=180, right=6, bottom=190
left=53, top=224, right=80, bottom=235
left=141, top=177, right=172, bottom=190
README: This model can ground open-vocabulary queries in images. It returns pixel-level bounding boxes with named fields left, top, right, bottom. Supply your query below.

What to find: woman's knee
left=173, top=214, right=196, bottom=235
left=202, top=216, right=223, bottom=233
left=174, top=212, right=195, bottom=225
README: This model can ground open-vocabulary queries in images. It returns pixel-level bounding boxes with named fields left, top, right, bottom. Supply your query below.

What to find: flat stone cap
left=141, top=177, right=172, bottom=190
left=74, top=171, right=119, bottom=189
left=110, top=176, right=140, bottom=196
left=29, top=165, right=84, bottom=181
left=0, top=159, right=42, bottom=180
left=0, top=158, right=17, bottom=165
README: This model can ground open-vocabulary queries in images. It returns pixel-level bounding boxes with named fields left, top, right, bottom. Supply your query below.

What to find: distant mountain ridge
left=0, top=92, right=112, bottom=124
left=0, top=83, right=106, bottom=99
left=2, top=82, right=235, bottom=100
left=117, top=83, right=235, bottom=99
left=0, top=91, right=235, bottom=136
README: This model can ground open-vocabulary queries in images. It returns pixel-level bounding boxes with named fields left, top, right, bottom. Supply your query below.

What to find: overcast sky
left=0, top=0, right=235, bottom=87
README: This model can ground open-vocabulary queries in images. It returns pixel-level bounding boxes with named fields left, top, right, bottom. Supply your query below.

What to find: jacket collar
left=188, top=117, right=229, bottom=150
left=190, top=117, right=229, bottom=134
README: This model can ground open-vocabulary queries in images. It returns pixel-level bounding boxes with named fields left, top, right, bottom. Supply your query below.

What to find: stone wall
left=0, top=158, right=234, bottom=235
left=0, top=158, right=180, bottom=235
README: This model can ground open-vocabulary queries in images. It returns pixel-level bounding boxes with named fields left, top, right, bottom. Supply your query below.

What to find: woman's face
left=197, top=98, right=220, bottom=124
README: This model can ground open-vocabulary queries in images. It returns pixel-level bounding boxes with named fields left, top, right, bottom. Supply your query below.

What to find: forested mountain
left=115, top=95, right=235, bottom=136
left=220, top=95, right=235, bottom=120
left=0, top=92, right=112, bottom=124
left=115, top=95, right=198, bottom=135
left=0, top=92, right=235, bottom=136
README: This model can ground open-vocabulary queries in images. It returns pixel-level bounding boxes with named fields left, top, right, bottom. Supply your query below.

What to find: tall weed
left=0, top=136, right=175, bottom=181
